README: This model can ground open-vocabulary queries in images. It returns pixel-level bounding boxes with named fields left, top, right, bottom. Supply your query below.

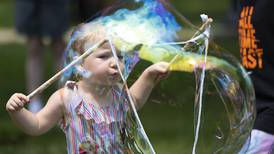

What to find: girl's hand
left=6, top=93, right=30, bottom=112
left=145, top=62, right=170, bottom=83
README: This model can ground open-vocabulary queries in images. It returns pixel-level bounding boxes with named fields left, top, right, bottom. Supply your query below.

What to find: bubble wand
left=27, top=39, right=107, bottom=100
left=167, top=17, right=213, bottom=69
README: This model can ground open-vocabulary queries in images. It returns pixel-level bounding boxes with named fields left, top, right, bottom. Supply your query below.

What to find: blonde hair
left=62, top=21, right=108, bottom=82
left=71, top=22, right=107, bottom=54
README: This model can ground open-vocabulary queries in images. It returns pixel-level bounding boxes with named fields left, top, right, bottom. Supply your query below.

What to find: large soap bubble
left=62, top=0, right=255, bottom=153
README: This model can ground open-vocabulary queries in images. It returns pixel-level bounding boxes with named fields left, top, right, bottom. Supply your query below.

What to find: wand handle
left=27, top=39, right=106, bottom=100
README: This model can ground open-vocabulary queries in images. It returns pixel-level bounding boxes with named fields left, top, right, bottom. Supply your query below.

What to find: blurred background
left=0, top=0, right=240, bottom=153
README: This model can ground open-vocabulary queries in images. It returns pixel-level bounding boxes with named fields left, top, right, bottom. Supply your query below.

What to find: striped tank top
left=59, top=81, right=129, bottom=154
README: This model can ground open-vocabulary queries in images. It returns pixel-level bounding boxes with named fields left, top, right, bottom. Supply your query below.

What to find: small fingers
left=10, top=101, right=20, bottom=110
left=16, top=100, right=25, bottom=108
left=157, top=62, right=170, bottom=73
left=6, top=93, right=28, bottom=112
left=16, top=93, right=30, bottom=103
left=6, top=105, right=16, bottom=112
left=158, top=61, right=170, bottom=67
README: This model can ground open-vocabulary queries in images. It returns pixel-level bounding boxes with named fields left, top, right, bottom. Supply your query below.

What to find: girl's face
left=82, top=43, right=124, bottom=86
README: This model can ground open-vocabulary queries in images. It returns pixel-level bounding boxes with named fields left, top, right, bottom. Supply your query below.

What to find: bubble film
left=62, top=0, right=255, bottom=153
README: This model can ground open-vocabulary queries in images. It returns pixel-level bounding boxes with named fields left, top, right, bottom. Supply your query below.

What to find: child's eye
left=118, top=55, right=123, bottom=60
left=98, top=55, right=109, bottom=59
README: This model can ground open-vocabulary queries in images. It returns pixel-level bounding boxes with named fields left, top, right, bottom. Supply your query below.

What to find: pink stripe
left=70, top=117, right=77, bottom=153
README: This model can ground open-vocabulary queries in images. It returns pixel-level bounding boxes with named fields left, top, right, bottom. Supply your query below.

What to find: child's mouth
left=110, top=73, right=120, bottom=79
left=108, top=69, right=119, bottom=76
left=109, top=69, right=119, bottom=75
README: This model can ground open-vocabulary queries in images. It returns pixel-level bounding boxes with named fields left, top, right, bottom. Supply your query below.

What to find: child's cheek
left=121, top=65, right=125, bottom=72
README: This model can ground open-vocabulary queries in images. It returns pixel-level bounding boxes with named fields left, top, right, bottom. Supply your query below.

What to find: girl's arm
left=6, top=89, right=65, bottom=136
left=129, top=62, right=169, bottom=109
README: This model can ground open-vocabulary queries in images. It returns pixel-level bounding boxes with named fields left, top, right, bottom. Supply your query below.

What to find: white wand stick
left=27, top=39, right=107, bottom=100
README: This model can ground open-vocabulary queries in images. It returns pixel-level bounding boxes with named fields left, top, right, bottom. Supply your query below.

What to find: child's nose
left=109, top=59, right=118, bottom=69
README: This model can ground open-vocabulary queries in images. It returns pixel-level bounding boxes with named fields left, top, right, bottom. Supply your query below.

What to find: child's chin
left=107, top=75, right=121, bottom=84
left=106, top=79, right=121, bottom=86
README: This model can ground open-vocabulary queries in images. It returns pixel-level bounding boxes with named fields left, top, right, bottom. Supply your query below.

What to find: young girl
left=6, top=22, right=170, bottom=153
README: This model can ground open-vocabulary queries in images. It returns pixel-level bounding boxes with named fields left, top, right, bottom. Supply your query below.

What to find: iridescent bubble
left=61, top=0, right=255, bottom=153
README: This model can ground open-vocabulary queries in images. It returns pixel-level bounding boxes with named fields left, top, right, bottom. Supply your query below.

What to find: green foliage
left=0, top=1, right=14, bottom=27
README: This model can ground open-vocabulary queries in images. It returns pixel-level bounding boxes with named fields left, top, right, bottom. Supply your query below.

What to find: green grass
left=0, top=119, right=66, bottom=154
left=0, top=43, right=66, bottom=153
left=126, top=61, right=232, bottom=153
left=170, top=0, right=230, bottom=22
left=0, top=0, right=14, bottom=28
